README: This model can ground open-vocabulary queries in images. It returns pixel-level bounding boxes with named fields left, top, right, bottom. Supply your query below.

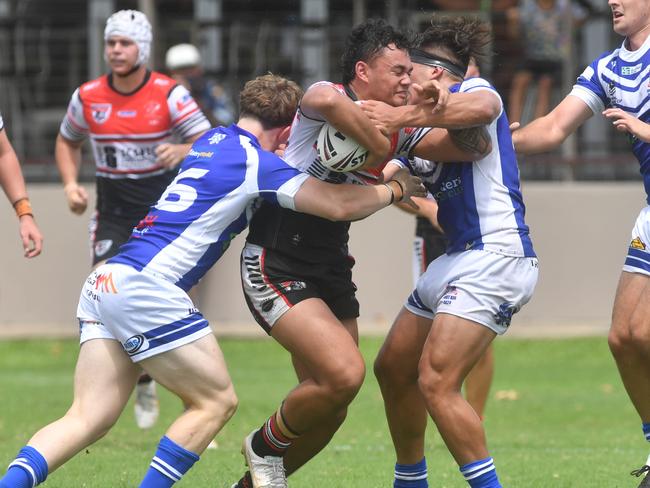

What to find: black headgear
left=409, top=48, right=466, bottom=79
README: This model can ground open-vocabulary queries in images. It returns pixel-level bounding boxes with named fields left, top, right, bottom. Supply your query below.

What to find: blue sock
left=459, top=457, right=501, bottom=488
left=139, top=436, right=200, bottom=487
left=394, top=457, right=428, bottom=487
left=642, top=423, right=650, bottom=443
left=0, top=446, right=49, bottom=488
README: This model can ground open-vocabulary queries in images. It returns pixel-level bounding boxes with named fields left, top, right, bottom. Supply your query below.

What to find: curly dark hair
left=340, top=18, right=411, bottom=85
left=239, top=74, right=303, bottom=129
left=415, top=15, right=491, bottom=74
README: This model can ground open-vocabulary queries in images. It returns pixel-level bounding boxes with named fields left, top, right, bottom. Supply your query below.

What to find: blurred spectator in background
left=0, top=111, right=42, bottom=258
left=506, top=0, right=586, bottom=123
left=165, top=43, right=236, bottom=127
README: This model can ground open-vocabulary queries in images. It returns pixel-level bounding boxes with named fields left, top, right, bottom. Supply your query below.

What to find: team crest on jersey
left=90, top=103, right=112, bottom=124
left=630, top=236, right=646, bottom=250
left=607, top=81, right=622, bottom=106
left=208, top=133, right=226, bottom=145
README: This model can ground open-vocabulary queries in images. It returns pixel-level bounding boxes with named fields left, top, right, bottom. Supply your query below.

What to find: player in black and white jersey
left=234, top=19, right=492, bottom=488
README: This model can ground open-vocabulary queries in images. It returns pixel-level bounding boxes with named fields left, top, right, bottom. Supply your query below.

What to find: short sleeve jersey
left=60, top=70, right=211, bottom=216
left=109, top=124, right=309, bottom=291
left=400, top=77, right=535, bottom=258
left=571, top=35, right=650, bottom=202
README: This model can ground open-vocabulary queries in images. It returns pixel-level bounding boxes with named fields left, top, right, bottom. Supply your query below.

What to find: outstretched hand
left=389, top=168, right=427, bottom=210
left=411, top=80, right=450, bottom=113
left=603, top=108, right=650, bottom=142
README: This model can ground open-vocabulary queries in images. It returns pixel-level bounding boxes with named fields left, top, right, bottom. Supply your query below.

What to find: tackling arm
left=512, top=95, right=593, bottom=154
left=301, top=84, right=390, bottom=168
left=293, top=168, right=426, bottom=222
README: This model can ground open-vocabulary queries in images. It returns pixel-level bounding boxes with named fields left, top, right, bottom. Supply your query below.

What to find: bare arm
left=301, top=84, right=390, bottom=168
left=511, top=95, right=593, bottom=154
left=55, top=133, right=88, bottom=215
left=412, top=126, right=491, bottom=162
left=0, top=129, right=43, bottom=257
left=294, top=169, right=426, bottom=221
left=362, top=90, right=501, bottom=132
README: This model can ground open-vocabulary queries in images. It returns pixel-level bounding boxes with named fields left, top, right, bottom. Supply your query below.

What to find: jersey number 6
left=155, top=168, right=209, bottom=213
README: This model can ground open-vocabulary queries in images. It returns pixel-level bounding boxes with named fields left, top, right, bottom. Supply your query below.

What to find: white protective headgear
left=165, top=43, right=202, bottom=70
left=104, top=10, right=152, bottom=66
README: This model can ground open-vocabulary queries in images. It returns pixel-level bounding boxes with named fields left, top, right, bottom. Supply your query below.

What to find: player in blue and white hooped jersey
left=511, top=1, right=650, bottom=484
left=368, top=17, right=538, bottom=488
left=0, top=74, right=425, bottom=488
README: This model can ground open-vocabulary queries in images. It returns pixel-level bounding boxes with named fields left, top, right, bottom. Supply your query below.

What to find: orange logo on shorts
left=630, top=237, right=646, bottom=250
left=95, top=272, right=118, bottom=293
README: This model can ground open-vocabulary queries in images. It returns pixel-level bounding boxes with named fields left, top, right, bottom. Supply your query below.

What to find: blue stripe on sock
left=139, top=436, right=200, bottom=487
left=394, top=457, right=428, bottom=487
left=0, top=446, right=48, bottom=488
left=460, top=457, right=501, bottom=488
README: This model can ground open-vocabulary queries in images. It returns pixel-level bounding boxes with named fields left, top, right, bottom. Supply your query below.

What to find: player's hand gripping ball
left=316, top=123, right=370, bottom=173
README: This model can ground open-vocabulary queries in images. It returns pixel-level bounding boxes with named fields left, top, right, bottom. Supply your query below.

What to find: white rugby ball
left=316, top=123, right=370, bottom=173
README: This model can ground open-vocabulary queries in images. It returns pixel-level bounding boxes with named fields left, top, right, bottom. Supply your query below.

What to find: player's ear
left=355, top=61, right=370, bottom=83
left=277, top=125, right=291, bottom=146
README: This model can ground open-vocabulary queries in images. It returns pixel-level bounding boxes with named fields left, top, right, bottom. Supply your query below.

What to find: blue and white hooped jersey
left=109, top=124, right=309, bottom=290
left=572, top=35, right=650, bottom=202
left=400, top=77, right=535, bottom=258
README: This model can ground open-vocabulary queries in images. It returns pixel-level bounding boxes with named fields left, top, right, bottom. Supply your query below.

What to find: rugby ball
left=316, top=123, right=370, bottom=173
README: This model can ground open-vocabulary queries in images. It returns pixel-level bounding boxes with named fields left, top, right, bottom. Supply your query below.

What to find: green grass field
left=0, top=336, right=644, bottom=487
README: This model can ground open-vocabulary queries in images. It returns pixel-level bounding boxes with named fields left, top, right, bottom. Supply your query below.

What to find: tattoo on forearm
left=449, top=127, right=490, bottom=155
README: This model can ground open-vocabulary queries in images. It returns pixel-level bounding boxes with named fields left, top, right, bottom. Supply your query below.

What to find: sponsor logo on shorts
left=441, top=283, right=458, bottom=305
left=94, top=272, right=118, bottom=294
left=94, top=239, right=113, bottom=257
left=630, top=237, right=646, bottom=250
left=123, top=334, right=148, bottom=355
left=495, top=302, right=516, bottom=327
left=117, top=110, right=137, bottom=118
left=90, top=103, right=112, bottom=124
left=279, top=280, right=306, bottom=293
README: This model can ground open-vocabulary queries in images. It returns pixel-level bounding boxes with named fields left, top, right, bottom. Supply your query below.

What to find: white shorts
left=76, top=263, right=212, bottom=362
left=623, top=206, right=650, bottom=276
left=405, top=250, right=539, bottom=335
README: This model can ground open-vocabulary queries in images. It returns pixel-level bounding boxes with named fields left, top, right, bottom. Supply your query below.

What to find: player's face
left=364, top=44, right=412, bottom=107
left=408, top=63, right=435, bottom=104
left=105, top=35, right=140, bottom=74
left=609, top=0, right=650, bottom=37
